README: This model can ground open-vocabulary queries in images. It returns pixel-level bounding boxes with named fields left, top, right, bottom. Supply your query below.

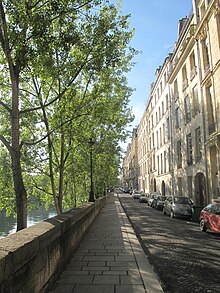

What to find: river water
left=0, top=206, right=57, bottom=238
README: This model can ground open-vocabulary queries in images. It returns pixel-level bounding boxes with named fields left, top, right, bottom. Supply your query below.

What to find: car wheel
left=200, top=219, right=207, bottom=232
left=170, top=210, right=175, bottom=218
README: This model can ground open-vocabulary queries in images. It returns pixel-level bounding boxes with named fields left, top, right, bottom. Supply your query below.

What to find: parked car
left=132, top=190, right=142, bottom=199
left=163, top=196, right=194, bottom=219
left=152, top=195, right=167, bottom=210
left=139, top=193, right=149, bottom=203
left=148, top=192, right=161, bottom=207
left=199, top=202, right=220, bottom=233
left=123, top=187, right=130, bottom=193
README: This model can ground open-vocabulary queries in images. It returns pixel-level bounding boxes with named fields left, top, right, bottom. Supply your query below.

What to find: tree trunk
left=12, top=153, right=27, bottom=231
left=41, top=103, right=61, bottom=214
left=58, top=132, right=65, bottom=213
left=11, top=71, right=27, bottom=231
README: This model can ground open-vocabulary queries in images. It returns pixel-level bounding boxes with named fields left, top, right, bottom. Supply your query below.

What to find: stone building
left=121, top=128, right=138, bottom=190
left=122, top=0, right=220, bottom=205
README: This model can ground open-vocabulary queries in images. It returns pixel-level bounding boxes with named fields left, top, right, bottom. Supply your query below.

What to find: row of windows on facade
left=140, top=126, right=202, bottom=177
left=146, top=77, right=199, bottom=134
left=152, top=0, right=213, bottom=106
left=146, top=26, right=214, bottom=133
left=143, top=80, right=213, bottom=155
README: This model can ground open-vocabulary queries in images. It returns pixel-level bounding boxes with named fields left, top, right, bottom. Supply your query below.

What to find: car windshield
left=174, top=197, right=192, bottom=204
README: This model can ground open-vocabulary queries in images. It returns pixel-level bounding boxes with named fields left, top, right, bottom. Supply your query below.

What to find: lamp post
left=88, top=138, right=95, bottom=202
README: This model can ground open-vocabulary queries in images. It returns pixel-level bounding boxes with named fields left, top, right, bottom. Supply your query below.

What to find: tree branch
left=0, top=134, right=12, bottom=155
left=0, top=100, right=12, bottom=114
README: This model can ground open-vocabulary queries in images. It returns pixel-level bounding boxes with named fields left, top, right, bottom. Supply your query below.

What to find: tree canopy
left=0, top=0, right=137, bottom=230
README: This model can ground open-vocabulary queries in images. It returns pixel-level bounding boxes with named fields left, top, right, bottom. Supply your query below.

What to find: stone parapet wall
left=0, top=195, right=111, bottom=293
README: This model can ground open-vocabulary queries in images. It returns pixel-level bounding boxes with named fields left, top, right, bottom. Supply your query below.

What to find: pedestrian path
left=49, top=194, right=164, bottom=293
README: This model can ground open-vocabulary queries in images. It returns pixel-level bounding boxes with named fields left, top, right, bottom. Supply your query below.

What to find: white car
left=132, top=190, right=142, bottom=199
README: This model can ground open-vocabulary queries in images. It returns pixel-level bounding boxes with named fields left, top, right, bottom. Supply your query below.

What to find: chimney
left=178, top=17, right=188, bottom=37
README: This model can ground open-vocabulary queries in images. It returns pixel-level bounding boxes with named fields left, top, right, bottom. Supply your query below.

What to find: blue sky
left=120, top=0, right=193, bottom=130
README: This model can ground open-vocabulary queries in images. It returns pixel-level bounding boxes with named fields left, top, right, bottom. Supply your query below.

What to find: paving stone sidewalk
left=49, top=194, right=164, bottom=293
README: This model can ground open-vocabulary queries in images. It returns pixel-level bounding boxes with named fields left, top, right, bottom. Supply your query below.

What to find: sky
left=118, top=0, right=193, bottom=147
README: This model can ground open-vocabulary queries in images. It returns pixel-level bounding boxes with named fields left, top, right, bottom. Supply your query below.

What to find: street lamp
left=88, top=138, right=95, bottom=202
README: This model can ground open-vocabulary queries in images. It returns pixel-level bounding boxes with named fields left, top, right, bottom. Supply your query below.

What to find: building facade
left=122, top=0, right=220, bottom=205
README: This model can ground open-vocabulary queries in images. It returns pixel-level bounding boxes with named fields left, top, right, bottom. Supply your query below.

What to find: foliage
left=0, top=0, right=137, bottom=220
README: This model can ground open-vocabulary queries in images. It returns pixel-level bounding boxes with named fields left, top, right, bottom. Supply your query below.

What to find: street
left=118, top=193, right=220, bottom=293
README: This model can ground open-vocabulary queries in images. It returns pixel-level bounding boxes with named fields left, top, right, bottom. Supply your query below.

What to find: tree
left=0, top=0, right=137, bottom=230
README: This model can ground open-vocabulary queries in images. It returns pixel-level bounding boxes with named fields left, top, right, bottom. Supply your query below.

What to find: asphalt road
left=118, top=193, right=220, bottom=293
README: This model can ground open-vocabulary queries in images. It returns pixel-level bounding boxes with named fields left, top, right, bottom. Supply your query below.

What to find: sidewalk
left=49, top=194, right=164, bottom=293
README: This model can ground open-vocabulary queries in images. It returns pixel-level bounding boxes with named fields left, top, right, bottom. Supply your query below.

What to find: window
left=156, top=131, right=159, bottom=149
left=192, top=85, right=200, bottom=116
left=168, top=147, right=171, bottom=171
left=195, top=127, right=202, bottom=162
left=175, top=107, right=181, bottom=129
left=216, top=13, right=220, bottom=51
left=182, top=65, right=188, bottom=91
left=152, top=133, right=155, bottom=147
left=166, top=94, right=169, bottom=110
left=164, top=151, right=167, bottom=173
left=177, top=140, right=182, bottom=168
left=202, top=37, right=211, bottom=75
left=163, top=123, right=166, bottom=144
left=164, top=72, right=167, bottom=86
left=174, top=80, right=179, bottom=100
left=206, top=84, right=215, bottom=134
left=186, top=133, right=193, bottom=165
left=184, top=95, right=191, bottom=124
left=178, top=177, right=183, bottom=196
left=162, top=101, right=164, bottom=116
left=159, top=127, right=162, bottom=147
left=156, top=112, right=158, bottom=123
left=190, top=51, right=196, bottom=80
left=153, top=154, right=155, bottom=170
left=151, top=115, right=154, bottom=128
left=161, top=153, right=163, bottom=174
left=187, top=176, right=192, bottom=198
left=157, top=155, right=160, bottom=175
left=167, top=117, right=171, bottom=139
left=199, top=2, right=206, bottom=20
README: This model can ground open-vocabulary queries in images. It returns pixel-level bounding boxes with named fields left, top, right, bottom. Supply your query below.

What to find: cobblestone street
left=119, top=194, right=220, bottom=293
